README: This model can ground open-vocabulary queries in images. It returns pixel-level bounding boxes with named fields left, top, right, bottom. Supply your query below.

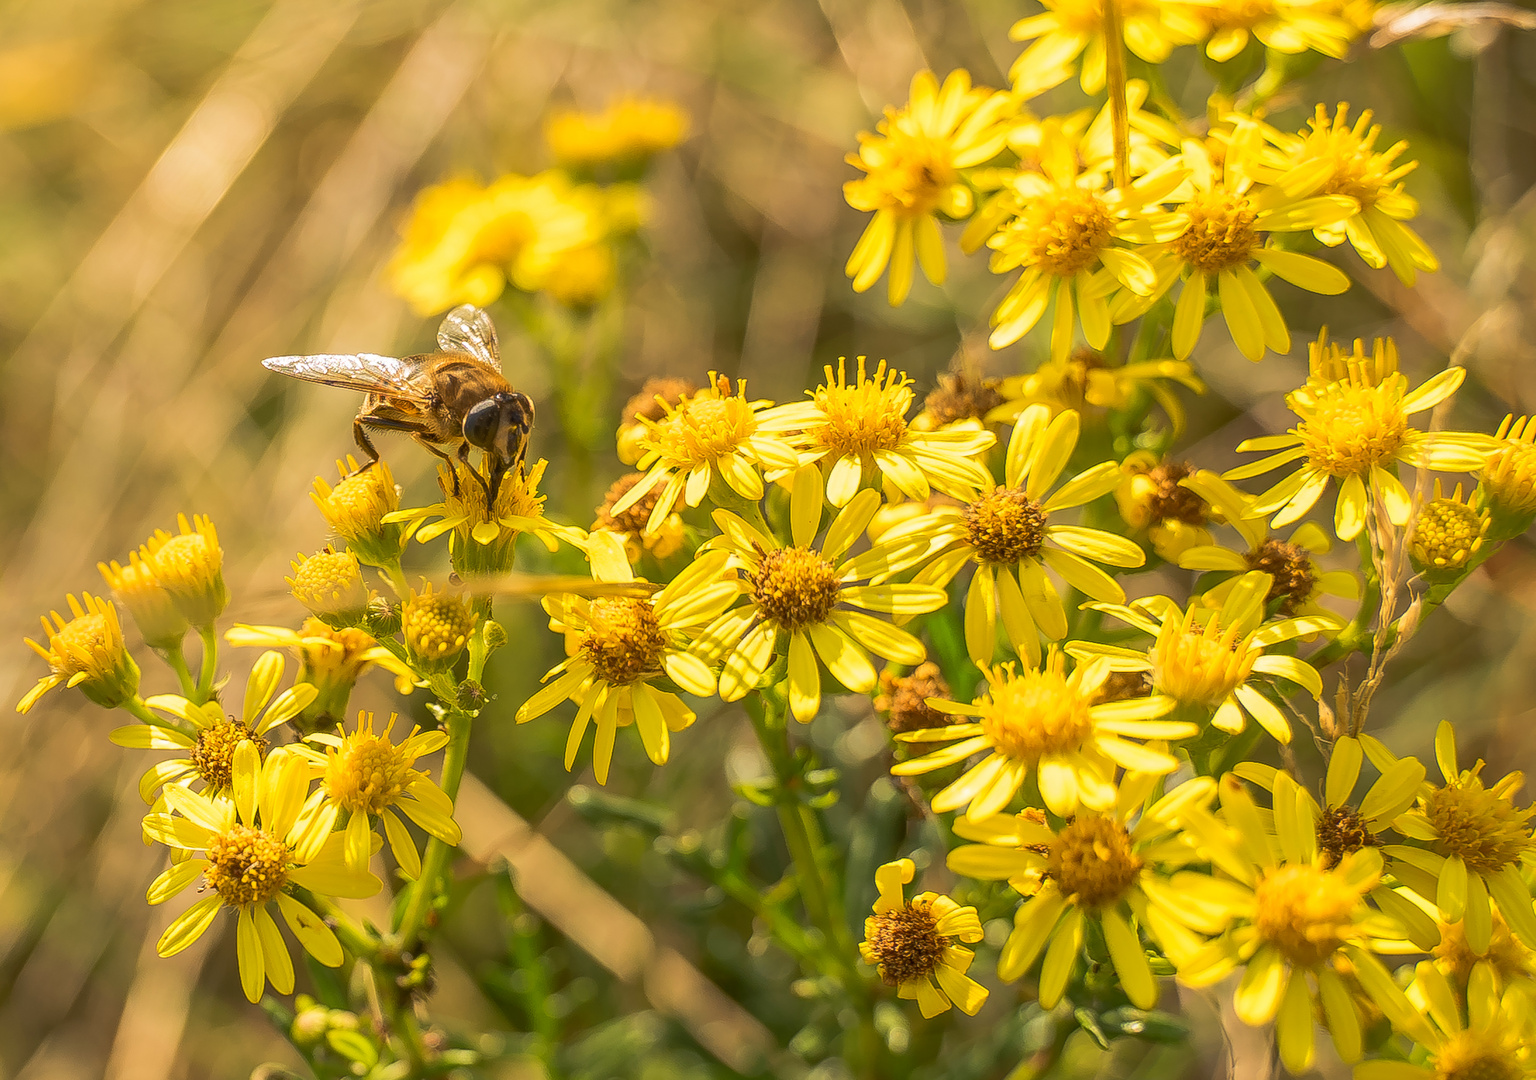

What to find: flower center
left=1412, top=498, right=1487, bottom=570
left=1253, top=862, right=1372, bottom=969
left=1483, top=432, right=1536, bottom=516
left=876, top=662, right=952, bottom=734
left=810, top=359, right=912, bottom=457
left=1423, top=773, right=1536, bottom=875
left=1316, top=804, right=1380, bottom=870
left=191, top=720, right=267, bottom=791
left=1433, top=1033, right=1523, bottom=1080
left=288, top=549, right=369, bottom=619
left=1297, top=381, right=1409, bottom=477
left=402, top=590, right=476, bottom=664
left=596, top=474, right=662, bottom=536
left=53, top=615, right=109, bottom=675
left=864, top=899, right=949, bottom=985
left=749, top=547, right=841, bottom=630
left=860, top=130, right=957, bottom=215
left=650, top=392, right=758, bottom=467
left=1172, top=190, right=1259, bottom=274
left=319, top=468, right=397, bottom=540
left=1150, top=625, right=1257, bottom=708
left=151, top=534, right=221, bottom=594
left=924, top=373, right=1004, bottom=427
left=1245, top=539, right=1317, bottom=614
left=204, top=823, right=290, bottom=907
left=1141, top=462, right=1209, bottom=525
left=441, top=455, right=547, bottom=524
left=964, top=488, right=1049, bottom=564
left=979, top=668, right=1095, bottom=762
left=1005, top=188, right=1115, bottom=278
left=325, top=732, right=414, bottom=815
left=580, top=598, right=668, bottom=685
left=1049, top=816, right=1143, bottom=909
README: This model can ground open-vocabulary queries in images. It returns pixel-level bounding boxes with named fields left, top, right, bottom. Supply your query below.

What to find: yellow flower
left=1259, top=103, right=1438, bottom=285
left=891, top=649, right=1189, bottom=819
left=1479, top=415, right=1536, bottom=540
left=859, top=858, right=988, bottom=1018
left=1119, top=133, right=1357, bottom=362
left=1227, top=334, right=1493, bottom=541
left=592, top=473, right=687, bottom=565
left=98, top=551, right=187, bottom=651
left=517, top=536, right=738, bottom=783
left=225, top=620, right=416, bottom=734
left=400, top=583, right=477, bottom=674
left=616, top=377, right=697, bottom=465
left=612, top=375, right=800, bottom=531
left=758, top=357, right=994, bottom=509
left=1178, top=776, right=1431, bottom=1074
left=1178, top=468, right=1360, bottom=619
left=1433, top=906, right=1536, bottom=996
left=952, top=772, right=1228, bottom=1008
left=513, top=240, right=616, bottom=308
left=18, top=592, right=140, bottom=713
left=111, top=650, right=316, bottom=802
left=697, top=467, right=947, bottom=723
left=310, top=456, right=404, bottom=570
left=1379, top=960, right=1536, bottom=1080
left=983, top=130, right=1188, bottom=359
left=1114, top=454, right=1215, bottom=562
left=299, top=711, right=459, bottom=879
left=986, top=348, right=1204, bottom=440
left=1383, top=721, right=1536, bottom=956
left=1184, top=0, right=1362, bottom=63
left=544, top=96, right=688, bottom=167
left=1074, top=570, right=1330, bottom=745
left=874, top=406, right=1143, bottom=667
left=287, top=548, right=371, bottom=625
left=1410, top=483, right=1490, bottom=573
left=145, top=744, right=381, bottom=1003
left=143, top=513, right=228, bottom=628
left=911, top=371, right=1005, bottom=432
left=387, top=459, right=585, bottom=578
left=844, top=70, right=1015, bottom=305
left=1007, top=0, right=1205, bottom=95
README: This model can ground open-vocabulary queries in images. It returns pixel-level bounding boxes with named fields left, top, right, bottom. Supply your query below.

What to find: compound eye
left=462, top=398, right=500, bottom=450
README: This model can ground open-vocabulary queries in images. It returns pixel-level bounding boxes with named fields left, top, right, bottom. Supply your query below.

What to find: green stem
left=388, top=996, right=431, bottom=1075
left=162, top=641, right=198, bottom=698
left=380, top=560, right=411, bottom=603
left=1103, top=0, right=1131, bottom=190
left=122, top=695, right=194, bottom=737
left=193, top=624, right=218, bottom=704
left=1309, top=531, right=1381, bottom=669
left=299, top=888, right=380, bottom=960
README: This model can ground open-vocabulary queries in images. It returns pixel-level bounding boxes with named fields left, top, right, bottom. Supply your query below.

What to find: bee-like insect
left=262, top=305, right=534, bottom=505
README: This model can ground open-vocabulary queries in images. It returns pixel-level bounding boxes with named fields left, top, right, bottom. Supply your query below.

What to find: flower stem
left=1103, top=0, right=1131, bottom=190
left=193, top=625, right=219, bottom=704
left=122, top=694, right=193, bottom=736
left=380, top=559, right=412, bottom=602
left=1309, top=531, right=1382, bottom=669
left=162, top=640, right=198, bottom=698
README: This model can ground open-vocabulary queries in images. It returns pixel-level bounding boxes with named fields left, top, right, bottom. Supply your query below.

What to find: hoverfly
left=262, top=305, right=534, bottom=505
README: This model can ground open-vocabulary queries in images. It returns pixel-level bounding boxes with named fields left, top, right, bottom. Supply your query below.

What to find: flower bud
left=401, top=584, right=477, bottom=673
left=1410, top=484, right=1489, bottom=573
left=1479, top=415, right=1536, bottom=541
left=143, top=514, right=228, bottom=628
left=311, top=457, right=405, bottom=569
left=98, top=551, right=188, bottom=650
left=19, top=593, right=141, bottom=713
left=287, top=548, right=370, bottom=625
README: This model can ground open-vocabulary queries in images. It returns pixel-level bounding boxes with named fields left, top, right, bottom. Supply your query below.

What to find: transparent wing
left=437, top=305, right=500, bottom=370
left=261, top=352, right=430, bottom=401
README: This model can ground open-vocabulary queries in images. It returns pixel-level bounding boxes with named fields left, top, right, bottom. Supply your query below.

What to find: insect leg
left=410, top=433, right=471, bottom=498
left=456, top=440, right=495, bottom=506
left=351, top=419, right=383, bottom=475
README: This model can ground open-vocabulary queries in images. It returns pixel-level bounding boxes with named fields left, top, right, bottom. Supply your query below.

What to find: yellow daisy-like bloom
left=891, top=650, right=1189, bottom=819
left=145, top=744, right=381, bottom=1003
left=697, top=467, right=947, bottom=724
left=98, top=551, right=188, bottom=651
left=143, top=513, right=228, bottom=628
left=986, top=347, right=1204, bottom=439
left=616, top=377, right=697, bottom=465
left=401, top=584, right=477, bottom=674
left=983, top=133, right=1188, bottom=359
left=1178, top=776, right=1431, bottom=1075
left=225, top=620, right=416, bottom=734
left=1377, top=960, right=1536, bottom=1080
left=544, top=96, right=689, bottom=168
left=1007, top=0, right=1205, bottom=95
left=18, top=592, right=140, bottom=713
left=1433, top=905, right=1536, bottom=996
left=311, top=456, right=404, bottom=570
left=1410, top=482, right=1490, bottom=573
left=386, top=459, right=584, bottom=579
left=1260, top=103, right=1438, bottom=286
left=843, top=69, right=1015, bottom=305
left=111, top=650, right=316, bottom=803
left=513, top=240, right=616, bottom=308
left=1074, top=570, right=1330, bottom=745
left=299, top=711, right=459, bottom=880
left=859, top=858, right=988, bottom=1018
left=1227, top=335, right=1493, bottom=541
left=517, top=538, right=738, bottom=784
left=1120, top=134, right=1356, bottom=362
left=1183, top=0, right=1360, bottom=62
left=1114, top=454, right=1215, bottom=562
left=612, top=375, right=801, bottom=532
left=1382, top=721, right=1536, bottom=956
left=1479, top=415, right=1536, bottom=539
left=1178, top=469, right=1360, bottom=619
left=758, top=357, right=995, bottom=508
left=874, top=406, right=1143, bottom=667
left=286, top=548, right=371, bottom=626
left=953, top=772, right=1230, bottom=1008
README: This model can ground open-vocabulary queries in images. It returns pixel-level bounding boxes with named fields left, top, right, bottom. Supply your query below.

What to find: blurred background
left=4, top=1, right=1536, bottom=1077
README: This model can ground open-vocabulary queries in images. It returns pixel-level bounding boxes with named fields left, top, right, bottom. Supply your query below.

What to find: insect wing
left=437, top=304, right=501, bottom=370
left=262, top=352, right=430, bottom=400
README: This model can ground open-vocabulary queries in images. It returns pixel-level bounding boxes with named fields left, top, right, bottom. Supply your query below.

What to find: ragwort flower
left=544, top=96, right=689, bottom=168
left=310, top=456, right=404, bottom=570
left=758, top=357, right=994, bottom=508
left=1183, top=0, right=1361, bottom=62
left=1114, top=454, right=1215, bottom=562
left=1007, top=1, right=1205, bottom=95
left=697, top=467, right=947, bottom=723
left=145, top=744, right=381, bottom=1003
left=891, top=650, right=1190, bottom=819
left=18, top=592, right=140, bottom=713
left=286, top=548, right=371, bottom=625
left=1373, top=960, right=1536, bottom=1080
left=1227, top=335, right=1493, bottom=541
left=1478, top=415, right=1536, bottom=540
left=844, top=69, right=1015, bottom=305
left=859, top=858, right=988, bottom=1018
left=226, top=620, right=415, bottom=734
left=950, top=772, right=1228, bottom=1008
left=143, top=513, right=228, bottom=628
left=985, top=347, right=1204, bottom=439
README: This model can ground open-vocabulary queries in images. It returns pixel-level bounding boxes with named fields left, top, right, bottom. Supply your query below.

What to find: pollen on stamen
left=1173, top=190, right=1259, bottom=274
left=863, top=899, right=949, bottom=985
left=580, top=598, right=668, bottom=685
left=191, top=720, right=268, bottom=791
left=203, top=824, right=291, bottom=907
left=964, top=487, right=1049, bottom=563
left=1049, top=816, right=1143, bottom=909
left=978, top=658, right=1095, bottom=763
left=809, top=358, right=914, bottom=457
left=749, top=547, right=842, bottom=630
